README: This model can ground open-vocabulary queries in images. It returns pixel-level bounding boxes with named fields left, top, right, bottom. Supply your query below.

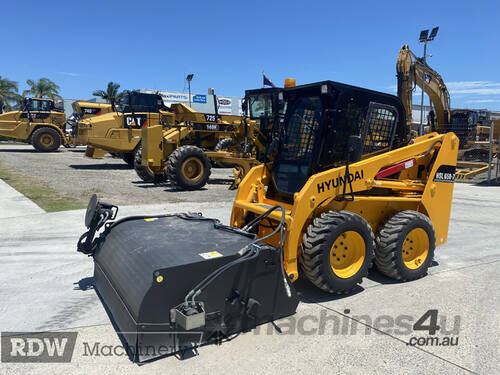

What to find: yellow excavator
left=77, top=79, right=459, bottom=361
left=397, top=44, right=496, bottom=178
left=397, top=45, right=451, bottom=130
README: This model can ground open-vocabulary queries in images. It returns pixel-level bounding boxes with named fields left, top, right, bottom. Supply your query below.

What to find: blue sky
left=2, top=0, right=499, bottom=110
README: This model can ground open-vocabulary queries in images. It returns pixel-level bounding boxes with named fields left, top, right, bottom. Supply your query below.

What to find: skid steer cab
left=231, top=80, right=459, bottom=294
left=0, top=98, right=68, bottom=152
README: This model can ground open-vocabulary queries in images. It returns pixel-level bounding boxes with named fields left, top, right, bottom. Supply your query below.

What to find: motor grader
left=78, top=80, right=458, bottom=362
left=139, top=86, right=283, bottom=190
left=77, top=90, right=245, bottom=171
left=0, top=97, right=68, bottom=152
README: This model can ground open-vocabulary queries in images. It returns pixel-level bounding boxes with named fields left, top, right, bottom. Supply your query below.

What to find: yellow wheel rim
left=402, top=228, right=429, bottom=270
left=330, top=231, right=365, bottom=279
left=182, top=157, right=204, bottom=182
left=40, top=134, right=54, bottom=147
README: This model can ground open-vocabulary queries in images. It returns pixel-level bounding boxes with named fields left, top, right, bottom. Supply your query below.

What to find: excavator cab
left=448, top=109, right=479, bottom=143
left=267, top=81, right=408, bottom=200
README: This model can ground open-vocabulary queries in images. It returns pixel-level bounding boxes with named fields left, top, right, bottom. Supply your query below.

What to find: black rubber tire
left=301, top=211, right=375, bottom=294
left=133, top=145, right=153, bottom=182
left=133, top=144, right=167, bottom=183
left=31, top=127, right=61, bottom=152
left=167, top=145, right=211, bottom=190
left=375, top=210, right=436, bottom=281
left=122, top=152, right=135, bottom=166
left=214, top=138, right=235, bottom=168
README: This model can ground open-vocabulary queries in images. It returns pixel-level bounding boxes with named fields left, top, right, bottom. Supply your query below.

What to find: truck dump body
left=92, top=214, right=299, bottom=362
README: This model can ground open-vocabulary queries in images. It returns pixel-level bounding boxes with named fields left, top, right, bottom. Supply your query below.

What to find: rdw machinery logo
left=1, top=332, right=77, bottom=362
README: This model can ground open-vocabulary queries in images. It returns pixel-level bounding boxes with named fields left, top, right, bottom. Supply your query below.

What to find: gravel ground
left=0, top=145, right=237, bottom=206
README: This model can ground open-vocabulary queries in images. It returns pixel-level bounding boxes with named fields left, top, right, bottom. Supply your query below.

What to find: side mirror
left=347, top=135, right=362, bottom=162
left=242, top=99, right=248, bottom=114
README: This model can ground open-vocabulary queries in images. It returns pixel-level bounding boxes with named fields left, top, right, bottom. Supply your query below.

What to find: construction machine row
left=77, top=79, right=459, bottom=362
left=1, top=44, right=494, bottom=188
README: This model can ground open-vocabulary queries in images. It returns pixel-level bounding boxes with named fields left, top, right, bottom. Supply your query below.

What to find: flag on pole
left=263, top=73, right=276, bottom=88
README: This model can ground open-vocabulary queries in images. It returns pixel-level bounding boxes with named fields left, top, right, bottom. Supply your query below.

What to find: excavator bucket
left=78, top=198, right=298, bottom=362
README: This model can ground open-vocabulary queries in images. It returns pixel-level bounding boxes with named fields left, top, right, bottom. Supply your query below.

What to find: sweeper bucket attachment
left=77, top=196, right=299, bottom=362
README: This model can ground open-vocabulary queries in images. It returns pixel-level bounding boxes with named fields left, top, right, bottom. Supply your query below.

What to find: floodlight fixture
left=186, top=74, right=194, bottom=107
left=419, top=29, right=429, bottom=43
left=428, top=27, right=439, bottom=41
left=417, top=27, right=439, bottom=135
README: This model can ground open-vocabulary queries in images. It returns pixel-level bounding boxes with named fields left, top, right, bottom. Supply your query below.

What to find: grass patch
left=0, top=162, right=86, bottom=212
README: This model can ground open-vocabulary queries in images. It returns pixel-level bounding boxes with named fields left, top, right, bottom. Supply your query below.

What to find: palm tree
left=22, top=78, right=63, bottom=101
left=93, top=82, right=123, bottom=103
left=0, top=76, right=21, bottom=112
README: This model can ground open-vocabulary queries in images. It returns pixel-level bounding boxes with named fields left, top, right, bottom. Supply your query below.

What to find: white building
left=139, top=89, right=243, bottom=116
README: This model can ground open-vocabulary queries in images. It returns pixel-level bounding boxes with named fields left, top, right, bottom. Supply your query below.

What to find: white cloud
left=386, top=81, right=500, bottom=108
left=59, top=72, right=80, bottom=77
left=446, top=81, right=500, bottom=95
left=388, top=81, right=500, bottom=95
left=465, top=99, right=500, bottom=104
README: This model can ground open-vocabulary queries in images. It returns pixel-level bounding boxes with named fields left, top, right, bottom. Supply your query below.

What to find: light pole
left=186, top=74, right=194, bottom=107
left=418, top=27, right=439, bottom=135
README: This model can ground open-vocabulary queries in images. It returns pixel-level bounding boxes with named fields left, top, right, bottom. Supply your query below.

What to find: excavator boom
left=396, top=44, right=451, bottom=128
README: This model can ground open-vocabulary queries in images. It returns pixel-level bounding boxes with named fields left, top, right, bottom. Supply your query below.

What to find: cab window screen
left=323, top=100, right=366, bottom=165
left=362, top=103, right=398, bottom=154
left=273, top=96, right=322, bottom=194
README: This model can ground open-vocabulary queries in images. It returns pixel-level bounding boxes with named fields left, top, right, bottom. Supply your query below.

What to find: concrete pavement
left=0, top=178, right=44, bottom=219
left=0, top=183, right=499, bottom=374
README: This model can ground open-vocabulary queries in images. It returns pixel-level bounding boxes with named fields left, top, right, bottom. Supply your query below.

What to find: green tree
left=0, top=76, right=21, bottom=112
left=92, top=82, right=123, bottom=103
left=22, top=78, right=63, bottom=101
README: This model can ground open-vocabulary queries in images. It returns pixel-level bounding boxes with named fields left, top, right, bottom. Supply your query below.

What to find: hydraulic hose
left=184, top=205, right=291, bottom=305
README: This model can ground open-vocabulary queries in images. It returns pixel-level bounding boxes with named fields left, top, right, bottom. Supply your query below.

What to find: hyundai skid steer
left=77, top=80, right=458, bottom=362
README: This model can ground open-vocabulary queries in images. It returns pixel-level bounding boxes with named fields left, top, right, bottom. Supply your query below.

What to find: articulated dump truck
left=67, top=100, right=114, bottom=146
left=0, top=98, right=67, bottom=152
left=0, top=98, right=114, bottom=151
left=77, top=80, right=459, bottom=362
